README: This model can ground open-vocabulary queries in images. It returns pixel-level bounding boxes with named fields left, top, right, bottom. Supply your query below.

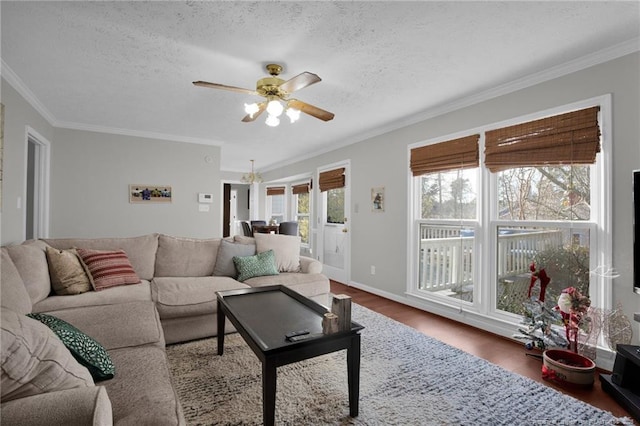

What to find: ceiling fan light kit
left=194, top=63, right=334, bottom=127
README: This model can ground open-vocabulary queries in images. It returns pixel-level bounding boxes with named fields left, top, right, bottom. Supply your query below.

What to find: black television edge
left=634, top=169, right=640, bottom=294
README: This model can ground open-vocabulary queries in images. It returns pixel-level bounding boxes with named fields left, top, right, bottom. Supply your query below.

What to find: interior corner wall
left=263, top=52, right=640, bottom=343
left=1, top=78, right=55, bottom=245
left=50, top=128, right=222, bottom=238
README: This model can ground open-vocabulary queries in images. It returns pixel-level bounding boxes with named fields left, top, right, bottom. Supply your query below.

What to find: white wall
left=263, top=52, right=640, bottom=344
left=50, top=128, right=222, bottom=238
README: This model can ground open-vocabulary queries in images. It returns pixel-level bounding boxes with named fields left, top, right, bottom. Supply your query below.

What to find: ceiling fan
left=193, top=64, right=334, bottom=126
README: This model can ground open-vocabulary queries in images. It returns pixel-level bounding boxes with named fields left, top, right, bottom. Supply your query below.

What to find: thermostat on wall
left=198, top=193, right=213, bottom=203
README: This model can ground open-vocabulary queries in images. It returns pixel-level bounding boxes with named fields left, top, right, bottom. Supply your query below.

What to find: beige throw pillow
left=254, top=233, right=301, bottom=273
left=45, top=247, right=93, bottom=295
left=1, top=308, right=94, bottom=402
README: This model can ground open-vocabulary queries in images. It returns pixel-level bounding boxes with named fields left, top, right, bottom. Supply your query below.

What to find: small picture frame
left=371, top=186, right=384, bottom=212
left=129, top=184, right=172, bottom=203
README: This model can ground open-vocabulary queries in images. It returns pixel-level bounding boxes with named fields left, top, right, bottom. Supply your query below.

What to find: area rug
left=166, top=304, right=632, bottom=425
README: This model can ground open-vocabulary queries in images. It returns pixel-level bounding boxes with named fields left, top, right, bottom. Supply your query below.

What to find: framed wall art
left=129, top=184, right=172, bottom=203
left=371, top=186, right=384, bottom=212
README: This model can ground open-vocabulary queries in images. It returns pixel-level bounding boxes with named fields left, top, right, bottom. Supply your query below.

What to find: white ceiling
left=2, top=1, right=639, bottom=173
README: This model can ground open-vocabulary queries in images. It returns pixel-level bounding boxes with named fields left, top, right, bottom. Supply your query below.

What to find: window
left=292, top=182, right=311, bottom=245
left=412, top=135, right=479, bottom=303
left=319, top=168, right=346, bottom=224
left=266, top=186, right=285, bottom=224
left=409, top=99, right=610, bottom=330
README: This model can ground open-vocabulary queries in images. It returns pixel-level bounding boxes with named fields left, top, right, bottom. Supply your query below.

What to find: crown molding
left=1, top=59, right=58, bottom=126
left=4, top=36, right=639, bottom=172
left=55, top=120, right=224, bottom=147
left=262, top=37, right=640, bottom=173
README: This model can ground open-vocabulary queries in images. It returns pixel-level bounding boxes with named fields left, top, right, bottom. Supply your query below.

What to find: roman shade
left=410, top=135, right=480, bottom=176
left=266, top=186, right=285, bottom=196
left=292, top=183, right=310, bottom=195
left=484, top=106, right=601, bottom=173
left=319, top=168, right=345, bottom=192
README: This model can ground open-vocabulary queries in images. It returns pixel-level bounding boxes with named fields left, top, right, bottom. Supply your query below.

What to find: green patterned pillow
left=233, top=250, right=279, bottom=282
left=27, top=313, right=115, bottom=381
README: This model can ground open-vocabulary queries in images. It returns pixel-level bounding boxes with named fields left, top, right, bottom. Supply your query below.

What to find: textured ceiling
left=2, top=1, right=639, bottom=173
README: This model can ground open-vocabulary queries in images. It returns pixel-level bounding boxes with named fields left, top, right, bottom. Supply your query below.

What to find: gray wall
left=1, top=77, right=223, bottom=243
left=50, top=128, right=222, bottom=238
left=1, top=79, right=55, bottom=244
left=263, top=52, right=640, bottom=342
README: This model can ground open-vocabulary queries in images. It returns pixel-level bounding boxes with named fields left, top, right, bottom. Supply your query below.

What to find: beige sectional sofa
left=1, top=233, right=330, bottom=425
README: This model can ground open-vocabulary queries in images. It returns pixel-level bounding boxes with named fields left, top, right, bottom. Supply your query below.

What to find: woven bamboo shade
left=319, top=168, right=345, bottom=192
left=410, top=134, right=479, bottom=176
left=292, top=183, right=310, bottom=195
left=266, top=186, right=285, bottom=196
left=484, top=106, right=600, bottom=172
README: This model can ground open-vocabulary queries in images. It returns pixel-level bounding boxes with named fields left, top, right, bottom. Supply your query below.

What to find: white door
left=317, top=161, right=350, bottom=284
left=230, top=189, right=239, bottom=236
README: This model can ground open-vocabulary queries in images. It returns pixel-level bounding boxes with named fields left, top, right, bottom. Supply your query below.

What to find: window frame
left=290, top=181, right=311, bottom=247
left=407, top=95, right=613, bottom=324
left=266, top=186, right=287, bottom=224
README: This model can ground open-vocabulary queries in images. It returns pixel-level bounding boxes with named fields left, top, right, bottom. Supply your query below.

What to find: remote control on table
left=285, top=329, right=310, bottom=340
left=287, top=333, right=321, bottom=342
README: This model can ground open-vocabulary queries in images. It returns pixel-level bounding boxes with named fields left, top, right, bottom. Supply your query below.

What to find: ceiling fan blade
left=193, top=81, right=257, bottom=95
left=279, top=72, right=321, bottom=94
left=241, top=102, right=267, bottom=122
left=288, top=99, right=335, bottom=122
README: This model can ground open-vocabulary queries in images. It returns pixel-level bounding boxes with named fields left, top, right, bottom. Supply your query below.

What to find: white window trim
left=289, top=180, right=312, bottom=247
left=406, top=94, right=613, bottom=360
left=266, top=185, right=288, bottom=223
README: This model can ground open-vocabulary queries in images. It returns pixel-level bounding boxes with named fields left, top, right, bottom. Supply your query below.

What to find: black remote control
left=285, top=329, right=310, bottom=340
left=287, top=333, right=320, bottom=342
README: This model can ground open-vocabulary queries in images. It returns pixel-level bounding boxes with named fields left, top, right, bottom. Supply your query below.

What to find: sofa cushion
left=43, top=234, right=158, bottom=281
left=27, top=313, right=115, bottom=381
left=49, top=301, right=164, bottom=351
left=0, top=248, right=32, bottom=314
left=213, top=239, right=256, bottom=278
left=152, top=276, right=246, bottom=319
left=32, top=280, right=151, bottom=313
left=77, top=248, right=141, bottom=291
left=6, top=243, right=51, bottom=304
left=45, top=247, right=93, bottom=295
left=1, top=308, right=94, bottom=402
left=0, top=386, right=113, bottom=426
left=254, top=233, right=301, bottom=272
left=234, top=250, right=280, bottom=282
left=104, top=346, right=184, bottom=425
left=154, top=234, right=221, bottom=277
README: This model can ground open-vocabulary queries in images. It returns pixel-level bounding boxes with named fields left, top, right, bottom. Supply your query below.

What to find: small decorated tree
left=513, top=262, right=568, bottom=351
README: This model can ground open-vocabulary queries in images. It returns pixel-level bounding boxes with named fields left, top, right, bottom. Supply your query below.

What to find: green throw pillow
left=27, top=313, right=115, bottom=381
left=233, top=250, right=279, bottom=282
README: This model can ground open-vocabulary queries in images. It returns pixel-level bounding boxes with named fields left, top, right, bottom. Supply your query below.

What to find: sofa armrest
left=300, top=256, right=322, bottom=274
left=1, top=386, right=112, bottom=426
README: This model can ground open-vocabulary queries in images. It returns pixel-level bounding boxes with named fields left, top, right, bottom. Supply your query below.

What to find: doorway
left=222, top=182, right=251, bottom=237
left=25, top=128, right=51, bottom=240
left=317, top=161, right=351, bottom=283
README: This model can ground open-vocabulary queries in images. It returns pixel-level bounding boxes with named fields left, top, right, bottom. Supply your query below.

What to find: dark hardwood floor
left=330, top=280, right=637, bottom=423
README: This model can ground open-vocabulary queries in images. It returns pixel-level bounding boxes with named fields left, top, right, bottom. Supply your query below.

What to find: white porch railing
left=419, top=229, right=563, bottom=293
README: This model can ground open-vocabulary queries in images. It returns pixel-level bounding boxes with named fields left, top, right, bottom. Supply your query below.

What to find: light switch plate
left=198, top=193, right=213, bottom=203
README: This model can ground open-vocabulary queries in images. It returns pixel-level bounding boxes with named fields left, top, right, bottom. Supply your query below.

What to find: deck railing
left=419, top=229, right=563, bottom=292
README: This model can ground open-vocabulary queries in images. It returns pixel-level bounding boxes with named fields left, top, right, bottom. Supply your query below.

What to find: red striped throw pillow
left=76, top=248, right=141, bottom=291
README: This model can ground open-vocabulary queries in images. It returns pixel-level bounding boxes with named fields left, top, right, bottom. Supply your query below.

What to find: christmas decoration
left=513, top=262, right=568, bottom=351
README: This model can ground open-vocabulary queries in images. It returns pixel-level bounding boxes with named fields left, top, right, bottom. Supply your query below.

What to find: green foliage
left=327, top=188, right=345, bottom=223
left=533, top=244, right=590, bottom=299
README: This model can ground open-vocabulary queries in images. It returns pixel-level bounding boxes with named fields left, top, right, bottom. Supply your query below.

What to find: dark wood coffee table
left=216, top=285, right=364, bottom=426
